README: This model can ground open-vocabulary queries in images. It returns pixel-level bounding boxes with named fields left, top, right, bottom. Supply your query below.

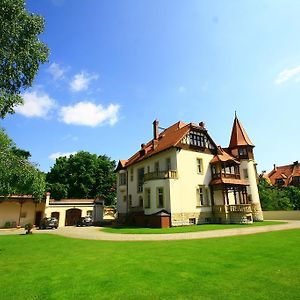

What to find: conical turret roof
left=229, top=115, right=254, bottom=148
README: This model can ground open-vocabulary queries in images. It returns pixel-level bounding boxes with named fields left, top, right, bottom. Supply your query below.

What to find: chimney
left=199, top=121, right=205, bottom=129
left=273, top=164, right=277, bottom=171
left=293, top=161, right=299, bottom=166
left=153, top=119, right=159, bottom=140
left=45, top=192, right=51, bottom=207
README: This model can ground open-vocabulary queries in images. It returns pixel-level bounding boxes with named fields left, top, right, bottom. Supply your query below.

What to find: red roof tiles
left=210, top=146, right=240, bottom=164
left=267, top=161, right=300, bottom=186
left=229, top=116, right=254, bottom=148
left=118, top=121, right=191, bottom=169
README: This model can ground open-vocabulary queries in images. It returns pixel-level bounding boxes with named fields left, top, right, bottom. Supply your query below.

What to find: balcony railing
left=144, top=170, right=178, bottom=181
left=213, top=204, right=252, bottom=213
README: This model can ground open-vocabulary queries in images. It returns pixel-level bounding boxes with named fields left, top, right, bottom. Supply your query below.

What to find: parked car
left=76, top=216, right=93, bottom=227
left=40, top=217, right=58, bottom=229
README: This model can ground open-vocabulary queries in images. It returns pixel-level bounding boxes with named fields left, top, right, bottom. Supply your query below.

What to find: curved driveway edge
left=31, top=220, right=300, bottom=241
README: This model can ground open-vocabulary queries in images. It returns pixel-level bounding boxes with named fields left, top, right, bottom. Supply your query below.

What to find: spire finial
left=234, top=110, right=237, bottom=118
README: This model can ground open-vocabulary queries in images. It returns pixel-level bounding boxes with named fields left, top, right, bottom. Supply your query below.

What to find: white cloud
left=15, top=90, right=56, bottom=118
left=47, top=62, right=66, bottom=80
left=59, top=101, right=120, bottom=127
left=275, top=65, right=300, bottom=85
left=70, top=71, right=98, bottom=92
left=49, top=151, right=77, bottom=161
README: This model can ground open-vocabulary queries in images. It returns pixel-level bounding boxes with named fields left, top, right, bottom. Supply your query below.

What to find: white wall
left=0, top=200, right=45, bottom=227
left=170, top=149, right=214, bottom=213
left=44, top=205, right=99, bottom=227
left=117, top=148, right=177, bottom=214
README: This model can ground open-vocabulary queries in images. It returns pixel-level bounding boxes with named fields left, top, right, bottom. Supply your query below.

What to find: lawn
left=0, top=229, right=300, bottom=300
left=101, top=221, right=286, bottom=234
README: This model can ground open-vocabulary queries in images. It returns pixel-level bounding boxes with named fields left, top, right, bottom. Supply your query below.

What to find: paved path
left=1, top=220, right=300, bottom=241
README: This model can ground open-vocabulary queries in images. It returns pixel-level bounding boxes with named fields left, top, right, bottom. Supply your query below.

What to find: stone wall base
left=171, top=212, right=213, bottom=226
left=251, top=203, right=264, bottom=222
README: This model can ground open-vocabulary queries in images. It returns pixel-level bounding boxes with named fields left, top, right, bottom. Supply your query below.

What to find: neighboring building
left=44, top=194, right=104, bottom=227
left=0, top=195, right=45, bottom=228
left=267, top=161, right=300, bottom=187
left=116, top=115, right=263, bottom=227
left=0, top=193, right=104, bottom=228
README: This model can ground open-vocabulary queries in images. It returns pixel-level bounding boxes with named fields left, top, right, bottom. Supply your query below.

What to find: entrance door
left=65, top=209, right=82, bottom=226
left=35, top=211, right=42, bottom=227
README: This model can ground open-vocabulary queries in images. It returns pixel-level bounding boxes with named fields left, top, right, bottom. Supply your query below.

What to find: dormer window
left=293, top=176, right=300, bottom=183
left=275, top=178, right=284, bottom=185
left=188, top=131, right=214, bottom=149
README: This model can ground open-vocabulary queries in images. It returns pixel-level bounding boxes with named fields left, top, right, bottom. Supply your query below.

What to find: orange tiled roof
left=267, top=161, right=300, bottom=186
left=49, top=198, right=96, bottom=204
left=125, top=121, right=189, bottom=167
left=117, top=120, right=217, bottom=169
left=210, top=146, right=240, bottom=164
left=229, top=116, right=254, bottom=148
left=210, top=178, right=249, bottom=186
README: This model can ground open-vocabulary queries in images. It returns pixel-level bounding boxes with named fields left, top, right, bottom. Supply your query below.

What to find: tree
left=0, top=127, right=45, bottom=199
left=46, top=151, right=116, bottom=205
left=258, top=177, right=294, bottom=211
left=0, top=0, right=49, bottom=118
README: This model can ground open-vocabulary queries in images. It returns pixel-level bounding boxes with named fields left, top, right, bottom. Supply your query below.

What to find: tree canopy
left=0, top=0, right=49, bottom=118
left=46, top=151, right=116, bottom=205
left=0, top=127, right=45, bottom=199
left=258, top=177, right=300, bottom=211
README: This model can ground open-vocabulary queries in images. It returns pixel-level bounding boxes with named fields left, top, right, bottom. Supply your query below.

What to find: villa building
left=116, top=115, right=263, bottom=228
left=267, top=161, right=300, bottom=187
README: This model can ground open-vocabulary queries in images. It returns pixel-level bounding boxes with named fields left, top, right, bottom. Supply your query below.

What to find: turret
left=229, top=113, right=263, bottom=221
left=228, top=113, right=254, bottom=159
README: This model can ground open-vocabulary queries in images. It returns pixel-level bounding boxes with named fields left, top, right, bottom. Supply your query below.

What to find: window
left=145, top=188, right=151, bottom=208
left=189, top=131, right=205, bottom=147
left=155, top=161, right=159, bottom=172
left=189, top=218, right=196, bottom=225
left=275, top=178, right=284, bottom=185
left=166, top=158, right=171, bottom=170
left=137, top=168, right=144, bottom=192
left=119, top=172, right=126, bottom=186
left=196, top=158, right=203, bottom=174
left=129, top=194, right=132, bottom=207
left=157, top=187, right=164, bottom=208
left=238, top=148, right=247, bottom=156
left=147, top=165, right=150, bottom=173
left=138, top=196, right=143, bottom=207
left=130, top=169, right=134, bottom=181
left=196, top=185, right=209, bottom=206
left=211, top=165, right=217, bottom=175
left=243, top=168, right=249, bottom=179
left=293, top=176, right=300, bottom=183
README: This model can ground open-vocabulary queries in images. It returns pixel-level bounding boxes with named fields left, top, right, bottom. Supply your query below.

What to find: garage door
left=65, top=209, right=82, bottom=226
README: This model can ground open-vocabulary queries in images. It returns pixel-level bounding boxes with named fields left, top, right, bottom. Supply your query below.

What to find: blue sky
left=1, top=0, right=300, bottom=172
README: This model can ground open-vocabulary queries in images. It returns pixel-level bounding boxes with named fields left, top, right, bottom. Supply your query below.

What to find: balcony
left=144, top=170, right=178, bottom=181
left=213, top=204, right=252, bottom=213
left=212, top=172, right=240, bottom=180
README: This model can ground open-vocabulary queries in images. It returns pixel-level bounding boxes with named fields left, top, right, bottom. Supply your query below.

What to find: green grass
left=101, top=221, right=287, bottom=234
left=0, top=229, right=300, bottom=300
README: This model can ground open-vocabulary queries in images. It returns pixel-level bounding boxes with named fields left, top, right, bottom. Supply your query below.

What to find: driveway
left=1, top=220, right=299, bottom=241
